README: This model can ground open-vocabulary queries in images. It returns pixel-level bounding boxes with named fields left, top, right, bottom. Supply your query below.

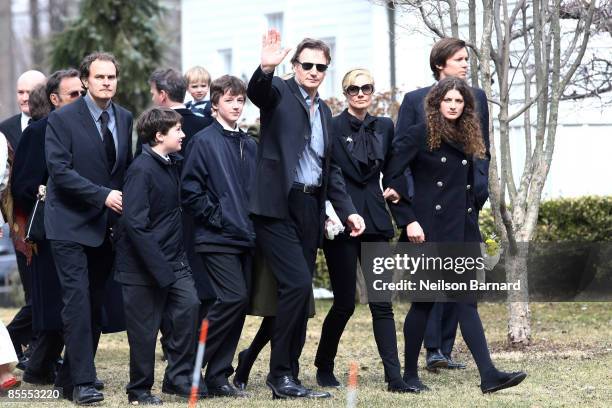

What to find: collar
left=212, top=119, right=244, bottom=138
left=294, top=77, right=320, bottom=103
left=215, top=117, right=239, bottom=132
left=84, top=92, right=112, bottom=119
left=20, top=112, right=31, bottom=131
left=170, top=103, right=187, bottom=110
left=142, top=143, right=182, bottom=166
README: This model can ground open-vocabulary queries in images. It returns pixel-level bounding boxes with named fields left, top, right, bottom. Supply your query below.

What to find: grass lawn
left=1, top=301, right=610, bottom=407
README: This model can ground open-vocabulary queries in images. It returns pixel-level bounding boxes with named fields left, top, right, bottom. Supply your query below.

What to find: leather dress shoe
left=266, top=375, right=308, bottom=399
left=73, top=384, right=104, bottom=405
left=425, top=349, right=448, bottom=372
left=23, top=369, right=55, bottom=385
left=304, top=388, right=332, bottom=398
left=481, top=371, right=527, bottom=393
left=15, top=355, right=29, bottom=371
left=208, top=383, right=248, bottom=398
left=162, top=381, right=207, bottom=398
left=443, top=354, right=466, bottom=369
left=94, top=378, right=104, bottom=390
left=232, top=349, right=252, bottom=390
left=388, top=378, right=421, bottom=393
left=402, top=376, right=430, bottom=392
left=128, top=391, right=163, bottom=405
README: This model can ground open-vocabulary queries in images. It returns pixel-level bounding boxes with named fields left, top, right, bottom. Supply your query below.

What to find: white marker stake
left=189, top=319, right=209, bottom=408
left=347, top=361, right=358, bottom=408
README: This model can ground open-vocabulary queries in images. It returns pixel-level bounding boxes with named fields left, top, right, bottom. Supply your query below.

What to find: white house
left=181, top=0, right=611, bottom=198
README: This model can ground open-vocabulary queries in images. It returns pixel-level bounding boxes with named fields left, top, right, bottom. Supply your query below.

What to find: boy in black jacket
left=182, top=75, right=256, bottom=398
left=116, top=107, right=204, bottom=404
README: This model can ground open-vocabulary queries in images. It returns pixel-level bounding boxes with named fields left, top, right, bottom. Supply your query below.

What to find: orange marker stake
left=188, top=319, right=209, bottom=408
left=347, top=361, right=358, bottom=408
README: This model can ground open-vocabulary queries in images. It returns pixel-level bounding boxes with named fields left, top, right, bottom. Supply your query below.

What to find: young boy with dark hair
left=181, top=75, right=256, bottom=398
left=116, top=107, right=205, bottom=405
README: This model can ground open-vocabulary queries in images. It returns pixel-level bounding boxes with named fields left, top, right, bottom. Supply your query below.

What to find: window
left=319, top=37, right=336, bottom=97
left=266, top=12, right=286, bottom=75
left=218, top=48, right=232, bottom=74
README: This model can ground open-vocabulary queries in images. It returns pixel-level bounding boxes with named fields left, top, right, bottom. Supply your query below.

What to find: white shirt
left=20, top=112, right=31, bottom=131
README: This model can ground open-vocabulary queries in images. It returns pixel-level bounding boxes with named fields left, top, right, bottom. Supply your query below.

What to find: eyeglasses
left=296, top=61, right=328, bottom=72
left=345, top=84, right=374, bottom=96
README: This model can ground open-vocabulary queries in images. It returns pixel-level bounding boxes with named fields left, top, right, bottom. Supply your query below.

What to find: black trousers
left=50, top=238, right=114, bottom=387
left=7, top=251, right=33, bottom=356
left=123, top=269, right=199, bottom=396
left=200, top=251, right=252, bottom=386
left=424, top=302, right=459, bottom=355
left=404, top=302, right=496, bottom=381
left=24, top=330, right=63, bottom=377
left=315, top=234, right=402, bottom=382
left=252, top=189, right=320, bottom=379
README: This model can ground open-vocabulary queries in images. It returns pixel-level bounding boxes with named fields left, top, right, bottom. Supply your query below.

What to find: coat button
left=467, top=207, right=473, bottom=213
left=436, top=181, right=443, bottom=187
left=441, top=157, right=447, bottom=163
left=462, top=159, right=468, bottom=165
left=466, top=184, right=471, bottom=190
left=435, top=204, right=442, bottom=211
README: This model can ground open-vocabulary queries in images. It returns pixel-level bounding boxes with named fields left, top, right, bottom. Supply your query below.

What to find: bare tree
left=385, top=0, right=601, bottom=346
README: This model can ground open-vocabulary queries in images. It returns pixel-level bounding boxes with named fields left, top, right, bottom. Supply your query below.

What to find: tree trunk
left=0, top=0, right=15, bottom=119
left=505, top=241, right=531, bottom=346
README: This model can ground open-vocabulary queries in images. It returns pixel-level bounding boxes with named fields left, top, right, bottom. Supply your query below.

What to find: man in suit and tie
left=45, top=52, right=133, bottom=404
left=394, top=37, right=491, bottom=372
left=1, top=69, right=46, bottom=369
left=247, top=29, right=365, bottom=399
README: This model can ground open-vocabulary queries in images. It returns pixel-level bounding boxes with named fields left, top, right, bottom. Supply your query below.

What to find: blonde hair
left=341, top=68, right=375, bottom=93
left=184, top=66, right=211, bottom=85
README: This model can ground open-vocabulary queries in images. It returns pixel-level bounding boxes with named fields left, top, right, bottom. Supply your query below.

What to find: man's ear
left=50, top=93, right=60, bottom=108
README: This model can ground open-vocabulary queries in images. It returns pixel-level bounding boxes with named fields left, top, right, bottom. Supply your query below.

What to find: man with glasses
left=247, top=29, right=365, bottom=399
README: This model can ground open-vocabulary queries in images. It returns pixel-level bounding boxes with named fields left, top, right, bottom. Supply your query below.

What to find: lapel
left=77, top=98, right=109, bottom=170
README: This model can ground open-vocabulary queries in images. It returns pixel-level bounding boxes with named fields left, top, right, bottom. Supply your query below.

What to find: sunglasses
left=345, top=84, right=374, bottom=96
left=296, top=61, right=328, bottom=72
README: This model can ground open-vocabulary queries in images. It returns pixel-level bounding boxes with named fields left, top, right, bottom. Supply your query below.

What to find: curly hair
left=424, top=77, right=486, bottom=158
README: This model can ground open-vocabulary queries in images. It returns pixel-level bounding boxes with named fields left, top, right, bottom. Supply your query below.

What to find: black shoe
left=161, top=381, right=207, bottom=398
left=15, top=355, right=29, bottom=371
left=304, top=388, right=332, bottom=399
left=208, top=383, right=248, bottom=398
left=443, top=354, right=466, bottom=369
left=23, top=369, right=55, bottom=385
left=128, top=391, right=163, bottom=405
left=93, top=378, right=104, bottom=390
left=387, top=378, right=421, bottom=393
left=73, top=384, right=104, bottom=405
left=425, top=349, right=448, bottom=372
left=233, top=349, right=252, bottom=390
left=266, top=375, right=308, bottom=399
left=402, top=376, right=430, bottom=392
left=481, top=371, right=527, bottom=393
left=316, top=369, right=341, bottom=388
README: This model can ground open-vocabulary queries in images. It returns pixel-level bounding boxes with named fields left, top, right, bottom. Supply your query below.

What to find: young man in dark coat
left=181, top=75, right=256, bottom=398
left=393, top=37, right=491, bottom=371
left=116, top=107, right=203, bottom=404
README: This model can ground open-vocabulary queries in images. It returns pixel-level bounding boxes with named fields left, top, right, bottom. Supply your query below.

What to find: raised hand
left=260, top=28, right=292, bottom=74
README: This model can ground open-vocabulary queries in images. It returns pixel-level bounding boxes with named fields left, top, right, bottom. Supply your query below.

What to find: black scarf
left=345, top=111, right=382, bottom=170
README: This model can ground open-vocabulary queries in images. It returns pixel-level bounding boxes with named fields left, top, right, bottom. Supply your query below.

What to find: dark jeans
left=123, top=269, right=199, bottom=396
left=315, top=234, right=402, bottom=382
left=252, top=189, right=320, bottom=379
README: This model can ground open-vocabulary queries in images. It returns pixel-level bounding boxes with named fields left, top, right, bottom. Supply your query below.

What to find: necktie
left=99, top=111, right=116, bottom=171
